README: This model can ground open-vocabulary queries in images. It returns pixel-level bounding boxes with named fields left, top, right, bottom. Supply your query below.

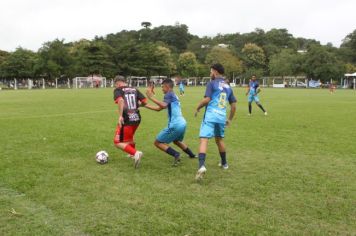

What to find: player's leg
left=196, top=121, right=214, bottom=180
left=173, top=125, right=196, bottom=158
left=155, top=128, right=181, bottom=165
left=248, top=96, right=253, bottom=115
left=173, top=141, right=196, bottom=158
left=113, top=125, right=143, bottom=168
left=255, top=99, right=267, bottom=115
left=214, top=123, right=228, bottom=169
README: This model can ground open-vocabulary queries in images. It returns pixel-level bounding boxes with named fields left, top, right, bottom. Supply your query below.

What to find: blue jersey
left=249, top=80, right=259, bottom=96
left=163, top=91, right=186, bottom=127
left=203, top=78, right=236, bottom=124
left=179, top=82, right=184, bottom=90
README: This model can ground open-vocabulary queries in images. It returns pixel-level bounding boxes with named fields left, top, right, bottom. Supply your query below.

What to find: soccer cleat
left=133, top=151, right=143, bottom=168
left=264, top=112, right=268, bottom=116
left=248, top=113, right=251, bottom=116
left=218, top=162, right=229, bottom=170
left=127, top=154, right=134, bottom=158
left=195, top=166, right=207, bottom=180
left=189, top=155, right=197, bottom=159
left=172, top=156, right=181, bottom=167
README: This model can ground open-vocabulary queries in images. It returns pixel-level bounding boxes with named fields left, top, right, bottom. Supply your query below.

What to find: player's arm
left=195, top=97, right=211, bottom=117
left=226, top=92, right=237, bottom=126
left=116, top=97, right=124, bottom=128
left=144, top=104, right=163, bottom=111
left=245, top=87, right=250, bottom=96
left=256, top=87, right=261, bottom=94
left=114, top=90, right=125, bottom=128
left=227, top=102, right=236, bottom=127
left=146, top=89, right=168, bottom=109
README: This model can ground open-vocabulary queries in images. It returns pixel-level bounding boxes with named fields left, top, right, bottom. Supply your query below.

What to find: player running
left=246, top=75, right=267, bottom=116
left=178, top=77, right=185, bottom=96
left=145, top=78, right=196, bottom=166
left=194, top=63, right=237, bottom=180
left=113, top=75, right=147, bottom=168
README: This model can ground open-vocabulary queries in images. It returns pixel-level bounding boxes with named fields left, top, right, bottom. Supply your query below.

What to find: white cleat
left=127, top=154, right=134, bottom=158
left=264, top=112, right=268, bottom=116
left=218, top=163, right=229, bottom=170
left=134, top=151, right=143, bottom=169
left=195, top=166, right=207, bottom=180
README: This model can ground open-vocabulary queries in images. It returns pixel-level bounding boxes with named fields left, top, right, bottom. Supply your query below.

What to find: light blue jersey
left=203, top=78, right=236, bottom=124
left=179, top=82, right=184, bottom=91
left=156, top=91, right=186, bottom=143
left=199, top=78, right=236, bottom=138
left=248, top=80, right=260, bottom=102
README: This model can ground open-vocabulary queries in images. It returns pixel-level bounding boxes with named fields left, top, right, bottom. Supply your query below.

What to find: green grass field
left=0, top=87, right=355, bottom=235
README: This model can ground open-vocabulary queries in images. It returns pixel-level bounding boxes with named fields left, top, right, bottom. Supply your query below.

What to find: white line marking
left=0, top=109, right=116, bottom=120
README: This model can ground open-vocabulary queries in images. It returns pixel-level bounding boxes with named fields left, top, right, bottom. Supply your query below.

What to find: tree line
left=0, top=23, right=356, bottom=82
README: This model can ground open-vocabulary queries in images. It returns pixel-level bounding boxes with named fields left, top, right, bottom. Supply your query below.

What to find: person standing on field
left=145, top=79, right=196, bottom=166
left=194, top=63, right=237, bottom=180
left=113, top=75, right=146, bottom=168
left=246, top=75, right=267, bottom=116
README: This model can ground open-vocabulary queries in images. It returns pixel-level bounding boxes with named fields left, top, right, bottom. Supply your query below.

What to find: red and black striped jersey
left=114, top=86, right=147, bottom=125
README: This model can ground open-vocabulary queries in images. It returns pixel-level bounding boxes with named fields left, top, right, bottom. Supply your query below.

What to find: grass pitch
left=0, top=87, right=355, bottom=235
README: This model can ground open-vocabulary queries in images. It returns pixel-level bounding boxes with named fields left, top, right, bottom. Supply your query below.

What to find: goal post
left=73, top=76, right=107, bottom=89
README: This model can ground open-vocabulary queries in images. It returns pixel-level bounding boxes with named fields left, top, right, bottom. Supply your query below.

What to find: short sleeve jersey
left=203, top=78, right=237, bottom=124
left=163, top=91, right=186, bottom=127
left=249, top=80, right=259, bottom=96
left=113, top=86, right=147, bottom=125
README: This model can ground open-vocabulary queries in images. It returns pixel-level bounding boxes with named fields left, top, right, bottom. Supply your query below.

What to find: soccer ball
left=96, top=151, right=109, bottom=164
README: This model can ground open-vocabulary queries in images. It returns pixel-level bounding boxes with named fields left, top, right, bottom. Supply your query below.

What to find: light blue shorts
left=248, top=95, right=260, bottom=103
left=156, top=124, right=186, bottom=143
left=199, top=121, right=225, bottom=138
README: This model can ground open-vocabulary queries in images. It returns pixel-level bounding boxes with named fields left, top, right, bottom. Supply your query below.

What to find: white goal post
left=73, top=76, right=107, bottom=89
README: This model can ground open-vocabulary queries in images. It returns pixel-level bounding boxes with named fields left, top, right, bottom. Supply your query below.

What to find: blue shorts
left=156, top=124, right=186, bottom=143
left=199, top=121, right=225, bottom=138
left=248, top=95, right=260, bottom=103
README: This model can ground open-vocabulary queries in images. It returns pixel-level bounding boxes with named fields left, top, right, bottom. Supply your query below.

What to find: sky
left=0, top=0, right=355, bottom=52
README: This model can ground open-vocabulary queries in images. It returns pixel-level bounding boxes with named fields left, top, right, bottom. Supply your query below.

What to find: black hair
left=114, top=75, right=126, bottom=83
left=162, top=78, right=174, bottom=88
left=210, top=63, right=225, bottom=75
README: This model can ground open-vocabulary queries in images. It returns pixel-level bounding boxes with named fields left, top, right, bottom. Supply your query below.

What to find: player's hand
left=226, top=119, right=232, bottom=127
left=146, top=88, right=153, bottom=98
left=194, top=109, right=200, bottom=117
left=118, top=116, right=124, bottom=128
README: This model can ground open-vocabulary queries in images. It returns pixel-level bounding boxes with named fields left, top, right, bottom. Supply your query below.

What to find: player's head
left=251, top=75, right=257, bottom=81
left=114, top=75, right=126, bottom=87
left=161, top=78, right=174, bottom=94
left=210, top=63, right=224, bottom=79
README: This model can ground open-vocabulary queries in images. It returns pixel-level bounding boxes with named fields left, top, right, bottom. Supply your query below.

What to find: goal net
left=73, top=76, right=107, bottom=89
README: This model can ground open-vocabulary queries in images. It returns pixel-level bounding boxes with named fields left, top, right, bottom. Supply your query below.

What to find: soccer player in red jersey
left=113, top=75, right=147, bottom=168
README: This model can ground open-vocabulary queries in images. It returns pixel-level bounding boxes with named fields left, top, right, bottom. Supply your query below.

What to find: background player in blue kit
left=194, top=63, right=237, bottom=180
left=246, top=75, right=267, bottom=116
left=177, top=76, right=185, bottom=96
left=145, top=79, right=196, bottom=166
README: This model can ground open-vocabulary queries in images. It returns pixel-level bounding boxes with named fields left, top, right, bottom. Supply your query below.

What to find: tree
left=73, top=40, right=115, bottom=77
left=269, top=49, right=301, bottom=76
left=241, top=43, right=266, bottom=68
left=303, top=45, right=344, bottom=82
left=150, top=23, right=192, bottom=52
left=35, top=39, right=73, bottom=79
left=0, top=47, right=37, bottom=79
left=141, top=22, right=152, bottom=29
left=177, top=52, right=198, bottom=77
left=205, top=46, right=243, bottom=78
left=340, top=29, right=356, bottom=63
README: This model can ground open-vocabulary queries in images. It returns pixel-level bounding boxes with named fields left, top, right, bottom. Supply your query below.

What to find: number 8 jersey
left=203, top=78, right=236, bottom=124
left=114, top=86, right=147, bottom=125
